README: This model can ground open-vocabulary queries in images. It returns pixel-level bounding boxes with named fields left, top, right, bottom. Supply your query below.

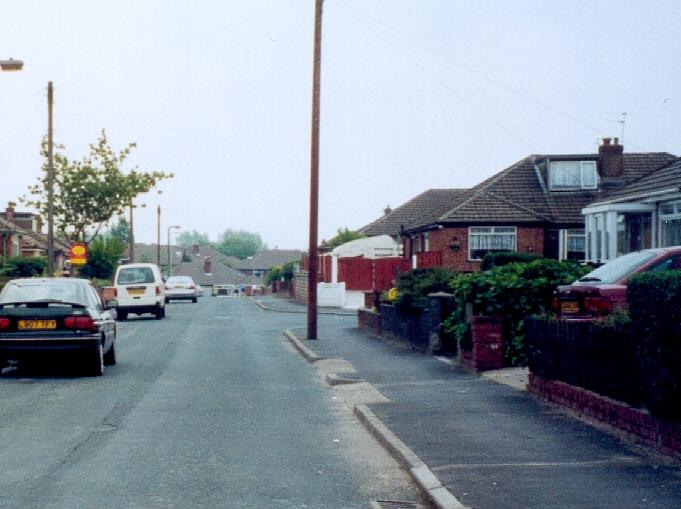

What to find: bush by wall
left=0, top=256, right=47, bottom=277
left=627, top=270, right=681, bottom=421
left=446, top=259, right=588, bottom=366
left=480, top=252, right=540, bottom=271
left=393, top=268, right=457, bottom=315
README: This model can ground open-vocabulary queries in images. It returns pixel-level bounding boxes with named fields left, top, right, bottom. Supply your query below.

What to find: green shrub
left=78, top=236, right=126, bottom=280
left=446, top=259, right=588, bottom=366
left=1, top=256, right=47, bottom=277
left=480, top=252, right=541, bottom=271
left=627, top=270, right=681, bottom=420
left=394, top=268, right=457, bottom=314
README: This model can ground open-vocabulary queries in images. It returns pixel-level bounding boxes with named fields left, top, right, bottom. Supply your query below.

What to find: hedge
left=480, top=252, right=541, bottom=271
left=446, top=259, right=588, bottom=366
left=627, top=270, right=681, bottom=420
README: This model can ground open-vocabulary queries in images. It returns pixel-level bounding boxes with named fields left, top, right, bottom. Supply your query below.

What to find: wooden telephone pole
left=307, top=0, right=323, bottom=340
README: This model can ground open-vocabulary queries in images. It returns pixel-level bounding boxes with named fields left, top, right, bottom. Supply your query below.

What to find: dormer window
left=549, top=161, right=598, bottom=190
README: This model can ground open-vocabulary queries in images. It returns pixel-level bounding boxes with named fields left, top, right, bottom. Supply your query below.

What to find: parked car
left=555, top=247, right=681, bottom=318
left=211, top=284, right=235, bottom=296
left=165, top=276, right=199, bottom=303
left=113, top=263, right=165, bottom=320
left=0, top=278, right=117, bottom=376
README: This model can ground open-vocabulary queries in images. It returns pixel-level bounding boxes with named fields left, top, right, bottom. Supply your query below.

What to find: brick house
left=0, top=202, right=68, bottom=270
left=361, top=139, right=676, bottom=272
left=582, top=156, right=681, bottom=263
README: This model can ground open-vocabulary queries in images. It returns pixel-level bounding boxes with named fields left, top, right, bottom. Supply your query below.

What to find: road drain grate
left=371, top=501, right=421, bottom=509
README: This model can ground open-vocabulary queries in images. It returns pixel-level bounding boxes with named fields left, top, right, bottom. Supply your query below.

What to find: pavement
left=269, top=296, right=681, bottom=509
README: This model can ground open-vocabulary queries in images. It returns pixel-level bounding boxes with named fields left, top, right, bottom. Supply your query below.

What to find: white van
left=113, top=263, right=165, bottom=320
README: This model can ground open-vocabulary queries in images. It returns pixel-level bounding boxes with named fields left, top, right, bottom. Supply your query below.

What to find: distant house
left=360, top=139, right=676, bottom=272
left=174, top=244, right=262, bottom=287
left=0, top=202, right=68, bottom=270
left=229, top=249, right=304, bottom=280
left=582, top=156, right=681, bottom=263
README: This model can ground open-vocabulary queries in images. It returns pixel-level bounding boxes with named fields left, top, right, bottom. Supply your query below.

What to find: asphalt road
left=0, top=297, right=417, bottom=509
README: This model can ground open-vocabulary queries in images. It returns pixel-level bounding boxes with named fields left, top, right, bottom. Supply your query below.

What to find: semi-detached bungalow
left=359, top=139, right=676, bottom=272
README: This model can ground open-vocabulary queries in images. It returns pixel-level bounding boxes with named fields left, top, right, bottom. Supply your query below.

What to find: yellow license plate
left=561, top=301, right=580, bottom=314
left=127, top=288, right=145, bottom=295
left=18, top=319, right=56, bottom=330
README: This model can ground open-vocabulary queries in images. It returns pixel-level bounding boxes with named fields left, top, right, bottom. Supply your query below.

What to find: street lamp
left=167, top=225, right=180, bottom=277
left=128, top=201, right=146, bottom=263
left=0, top=59, right=24, bottom=72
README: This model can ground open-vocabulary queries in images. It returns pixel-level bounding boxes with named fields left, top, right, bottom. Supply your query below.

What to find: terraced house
left=360, top=139, right=676, bottom=272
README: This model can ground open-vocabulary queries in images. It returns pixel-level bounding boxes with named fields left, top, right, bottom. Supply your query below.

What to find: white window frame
left=468, top=226, right=517, bottom=261
left=549, top=160, right=598, bottom=191
left=659, top=200, right=681, bottom=248
left=559, top=228, right=586, bottom=261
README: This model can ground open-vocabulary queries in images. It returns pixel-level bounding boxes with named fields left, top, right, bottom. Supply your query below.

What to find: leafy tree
left=22, top=129, right=172, bottom=242
left=78, top=235, right=126, bottom=280
left=215, top=229, right=264, bottom=259
left=327, top=228, right=365, bottom=248
left=108, top=216, right=131, bottom=244
left=1, top=256, right=47, bottom=277
left=176, top=230, right=211, bottom=248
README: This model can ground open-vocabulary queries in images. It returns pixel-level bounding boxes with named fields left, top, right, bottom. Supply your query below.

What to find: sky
left=1, top=0, right=680, bottom=250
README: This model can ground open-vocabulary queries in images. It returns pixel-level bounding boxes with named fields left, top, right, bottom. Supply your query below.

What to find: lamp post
left=0, top=59, right=24, bottom=72
left=167, top=225, right=180, bottom=277
left=155, top=190, right=163, bottom=266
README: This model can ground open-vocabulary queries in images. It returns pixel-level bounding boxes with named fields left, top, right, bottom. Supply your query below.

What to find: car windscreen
left=576, top=251, right=658, bottom=285
left=0, top=281, right=88, bottom=305
left=117, top=267, right=155, bottom=285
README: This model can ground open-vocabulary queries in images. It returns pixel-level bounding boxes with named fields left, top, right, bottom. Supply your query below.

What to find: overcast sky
left=1, top=0, right=680, bottom=249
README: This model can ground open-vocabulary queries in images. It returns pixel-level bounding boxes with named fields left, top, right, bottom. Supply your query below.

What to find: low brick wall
left=293, top=271, right=308, bottom=304
left=461, top=316, right=504, bottom=372
left=529, top=373, right=681, bottom=458
left=357, top=307, right=380, bottom=333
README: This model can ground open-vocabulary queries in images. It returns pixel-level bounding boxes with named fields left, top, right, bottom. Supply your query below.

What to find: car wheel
left=155, top=306, right=163, bottom=320
left=117, top=310, right=127, bottom=321
left=87, top=343, right=104, bottom=376
left=192, top=297, right=197, bottom=303
left=103, top=341, right=117, bottom=366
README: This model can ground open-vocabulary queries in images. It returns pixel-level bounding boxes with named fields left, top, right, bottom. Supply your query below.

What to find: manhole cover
left=371, top=501, right=421, bottom=509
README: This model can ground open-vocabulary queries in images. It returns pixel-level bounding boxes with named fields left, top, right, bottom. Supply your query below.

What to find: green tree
left=215, top=229, right=264, bottom=259
left=176, top=230, right=211, bottom=248
left=108, top=216, right=131, bottom=244
left=22, top=129, right=172, bottom=242
left=78, top=235, right=127, bottom=281
left=327, top=228, right=365, bottom=248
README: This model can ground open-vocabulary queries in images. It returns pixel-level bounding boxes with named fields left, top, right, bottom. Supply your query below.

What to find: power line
left=335, top=0, right=539, bottom=152
left=336, top=0, right=647, bottom=151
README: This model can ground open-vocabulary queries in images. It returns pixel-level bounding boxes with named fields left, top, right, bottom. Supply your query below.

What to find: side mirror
left=104, top=299, right=118, bottom=310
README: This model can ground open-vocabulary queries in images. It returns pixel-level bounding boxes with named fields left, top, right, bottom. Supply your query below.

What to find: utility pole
left=157, top=205, right=161, bottom=266
left=307, top=0, right=323, bottom=340
left=128, top=204, right=134, bottom=263
left=47, top=81, right=55, bottom=276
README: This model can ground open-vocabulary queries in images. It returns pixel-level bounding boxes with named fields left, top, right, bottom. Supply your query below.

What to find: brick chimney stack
left=5, top=202, right=16, bottom=223
left=203, top=256, right=212, bottom=274
left=599, top=137, right=624, bottom=178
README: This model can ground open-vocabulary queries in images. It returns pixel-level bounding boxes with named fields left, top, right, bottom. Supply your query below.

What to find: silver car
left=164, top=276, right=199, bottom=303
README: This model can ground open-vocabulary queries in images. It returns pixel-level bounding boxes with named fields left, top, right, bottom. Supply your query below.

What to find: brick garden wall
left=529, top=374, right=681, bottom=458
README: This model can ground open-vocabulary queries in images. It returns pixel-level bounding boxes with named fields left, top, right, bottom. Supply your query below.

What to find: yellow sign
left=70, top=243, right=88, bottom=265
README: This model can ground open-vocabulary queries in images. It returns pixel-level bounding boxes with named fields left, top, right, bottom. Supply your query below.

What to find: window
left=660, top=200, right=681, bottom=248
left=549, top=161, right=598, bottom=190
left=469, top=226, right=516, bottom=260
left=565, top=229, right=585, bottom=261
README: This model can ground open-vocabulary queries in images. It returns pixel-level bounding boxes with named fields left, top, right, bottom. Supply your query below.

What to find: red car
left=555, top=246, right=681, bottom=318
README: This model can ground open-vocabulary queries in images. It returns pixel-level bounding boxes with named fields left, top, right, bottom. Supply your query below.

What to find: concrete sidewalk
left=288, top=323, right=681, bottom=509
left=251, top=294, right=357, bottom=315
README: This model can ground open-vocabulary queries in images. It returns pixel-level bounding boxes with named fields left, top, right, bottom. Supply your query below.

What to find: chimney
left=5, top=202, right=16, bottom=223
left=192, top=244, right=200, bottom=255
left=599, top=137, right=624, bottom=178
left=203, top=256, right=212, bottom=274
left=384, top=205, right=392, bottom=216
